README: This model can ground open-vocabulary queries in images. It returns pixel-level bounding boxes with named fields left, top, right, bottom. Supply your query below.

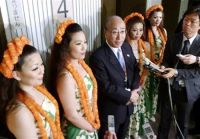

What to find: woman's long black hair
left=48, top=23, right=83, bottom=117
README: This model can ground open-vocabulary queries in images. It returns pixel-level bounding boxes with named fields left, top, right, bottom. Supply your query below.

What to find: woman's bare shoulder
left=7, top=102, right=38, bottom=138
left=7, top=102, right=35, bottom=126
left=56, top=69, right=76, bottom=95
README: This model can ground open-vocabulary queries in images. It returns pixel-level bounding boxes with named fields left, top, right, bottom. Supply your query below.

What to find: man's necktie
left=181, top=40, right=190, bottom=55
left=117, top=48, right=126, bottom=72
left=174, top=40, right=190, bottom=89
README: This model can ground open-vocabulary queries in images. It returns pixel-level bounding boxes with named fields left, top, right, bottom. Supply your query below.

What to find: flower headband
left=124, top=12, right=144, bottom=24
left=55, top=18, right=75, bottom=44
left=145, top=4, right=163, bottom=19
left=0, top=36, right=30, bottom=78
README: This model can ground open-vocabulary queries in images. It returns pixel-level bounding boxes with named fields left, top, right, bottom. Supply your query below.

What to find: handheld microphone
left=143, top=122, right=157, bottom=139
left=108, top=115, right=115, bottom=132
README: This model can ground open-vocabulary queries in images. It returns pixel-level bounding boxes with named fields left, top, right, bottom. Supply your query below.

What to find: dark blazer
left=89, top=42, right=140, bottom=124
left=162, top=32, right=200, bottom=101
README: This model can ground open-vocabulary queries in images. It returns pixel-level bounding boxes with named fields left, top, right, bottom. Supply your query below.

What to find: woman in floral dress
left=0, top=36, right=63, bottom=139
left=124, top=12, right=150, bottom=138
left=144, top=4, right=167, bottom=122
left=49, top=19, right=100, bottom=139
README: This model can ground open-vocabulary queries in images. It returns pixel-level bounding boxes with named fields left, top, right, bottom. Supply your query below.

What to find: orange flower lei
left=124, top=12, right=144, bottom=24
left=145, top=4, right=163, bottom=18
left=137, top=39, right=149, bottom=85
left=55, top=18, right=75, bottom=44
left=18, top=86, right=64, bottom=139
left=0, top=36, right=30, bottom=78
left=147, top=28, right=167, bottom=65
left=65, top=60, right=100, bottom=129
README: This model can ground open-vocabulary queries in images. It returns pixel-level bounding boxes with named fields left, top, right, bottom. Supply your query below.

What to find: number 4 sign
left=52, top=0, right=73, bottom=21
left=57, top=0, right=69, bottom=18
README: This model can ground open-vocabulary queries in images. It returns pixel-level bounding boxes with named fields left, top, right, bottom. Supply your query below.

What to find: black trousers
left=158, top=86, right=195, bottom=139
left=191, top=97, right=200, bottom=128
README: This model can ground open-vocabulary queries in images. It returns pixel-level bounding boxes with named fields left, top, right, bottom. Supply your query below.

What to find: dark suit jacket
left=89, top=42, right=140, bottom=124
left=162, top=32, right=200, bottom=101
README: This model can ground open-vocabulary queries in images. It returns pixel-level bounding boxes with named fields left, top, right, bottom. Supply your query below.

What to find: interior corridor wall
left=0, top=0, right=101, bottom=62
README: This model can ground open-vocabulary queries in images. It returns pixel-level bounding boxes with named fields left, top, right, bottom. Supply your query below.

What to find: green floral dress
left=128, top=43, right=151, bottom=138
left=146, top=36, right=164, bottom=119
left=128, top=39, right=162, bottom=138
left=130, top=37, right=163, bottom=137
left=41, top=97, right=56, bottom=138
left=62, top=74, right=98, bottom=139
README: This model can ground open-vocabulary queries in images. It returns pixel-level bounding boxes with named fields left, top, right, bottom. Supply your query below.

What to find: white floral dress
left=62, top=74, right=98, bottom=139
left=41, top=97, right=56, bottom=138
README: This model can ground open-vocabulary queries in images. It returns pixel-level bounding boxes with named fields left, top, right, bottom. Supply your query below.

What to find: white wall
left=178, top=0, right=189, bottom=21
left=0, top=0, right=101, bottom=61
left=146, top=0, right=162, bottom=9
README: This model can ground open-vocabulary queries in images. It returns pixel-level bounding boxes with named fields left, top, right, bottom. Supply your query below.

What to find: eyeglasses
left=108, top=29, right=126, bottom=37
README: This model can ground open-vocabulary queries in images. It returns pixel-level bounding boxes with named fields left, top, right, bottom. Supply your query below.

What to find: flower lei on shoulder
left=0, top=36, right=30, bottom=78
left=145, top=4, right=163, bottom=19
left=146, top=4, right=167, bottom=65
left=124, top=12, right=144, bottom=24
left=137, top=39, right=148, bottom=85
left=55, top=18, right=75, bottom=44
left=65, top=60, right=100, bottom=129
left=147, top=28, right=167, bottom=65
left=18, top=85, right=64, bottom=139
left=124, top=12, right=148, bottom=85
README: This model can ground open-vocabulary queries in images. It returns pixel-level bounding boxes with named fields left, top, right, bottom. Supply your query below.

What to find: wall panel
left=0, top=0, right=101, bottom=61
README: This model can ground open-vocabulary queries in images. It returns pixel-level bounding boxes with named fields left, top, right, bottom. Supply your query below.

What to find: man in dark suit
left=158, top=8, right=200, bottom=139
left=90, top=16, right=140, bottom=139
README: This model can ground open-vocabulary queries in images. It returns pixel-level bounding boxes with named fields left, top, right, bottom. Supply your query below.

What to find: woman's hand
left=103, top=131, right=117, bottom=139
left=161, top=68, right=177, bottom=78
left=87, top=125, right=96, bottom=132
